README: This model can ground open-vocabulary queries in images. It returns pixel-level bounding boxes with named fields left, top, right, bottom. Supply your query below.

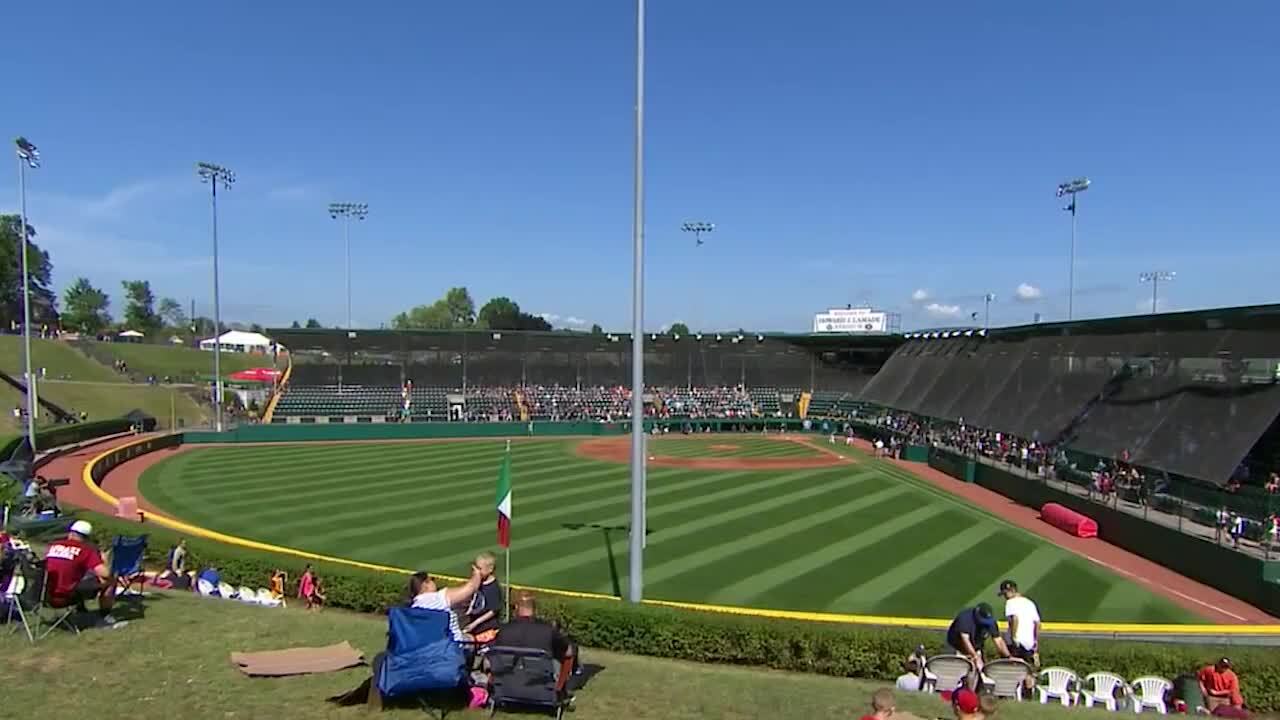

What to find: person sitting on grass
left=43, top=520, right=120, bottom=627
left=407, top=565, right=484, bottom=643
left=1199, top=658, right=1246, bottom=715
left=896, top=659, right=924, bottom=692
left=311, top=576, right=328, bottom=610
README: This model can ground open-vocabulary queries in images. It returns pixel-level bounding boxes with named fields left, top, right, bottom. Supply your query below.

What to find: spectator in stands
left=858, top=688, right=900, bottom=720
left=1198, top=658, right=1245, bottom=714
left=945, top=603, right=1011, bottom=676
left=495, top=591, right=575, bottom=692
left=407, top=565, right=483, bottom=642
left=1229, top=513, right=1245, bottom=549
left=462, top=551, right=503, bottom=645
left=44, top=520, right=118, bottom=626
left=1267, top=474, right=1280, bottom=494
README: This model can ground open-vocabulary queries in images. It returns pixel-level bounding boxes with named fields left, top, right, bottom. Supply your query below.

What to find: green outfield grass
left=137, top=436, right=1201, bottom=623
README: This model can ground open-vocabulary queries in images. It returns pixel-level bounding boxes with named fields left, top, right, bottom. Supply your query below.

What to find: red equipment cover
left=1041, top=502, right=1098, bottom=538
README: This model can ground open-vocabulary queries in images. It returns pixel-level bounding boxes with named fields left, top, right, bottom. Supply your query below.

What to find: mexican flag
left=496, top=446, right=512, bottom=548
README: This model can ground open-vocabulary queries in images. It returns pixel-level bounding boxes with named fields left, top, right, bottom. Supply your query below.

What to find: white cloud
left=81, top=180, right=166, bottom=218
left=911, top=288, right=931, bottom=303
left=564, top=316, right=586, bottom=326
left=1014, top=283, right=1043, bottom=302
left=924, top=302, right=961, bottom=318
left=268, top=185, right=311, bottom=201
left=537, top=312, right=561, bottom=323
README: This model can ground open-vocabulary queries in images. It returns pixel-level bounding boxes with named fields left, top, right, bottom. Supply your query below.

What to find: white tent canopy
left=200, top=330, right=274, bottom=353
left=118, top=330, right=145, bottom=338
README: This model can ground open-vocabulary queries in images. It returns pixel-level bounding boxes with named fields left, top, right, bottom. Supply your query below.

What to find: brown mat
left=231, top=642, right=365, bottom=677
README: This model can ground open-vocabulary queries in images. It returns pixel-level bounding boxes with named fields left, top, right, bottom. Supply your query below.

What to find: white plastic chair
left=1130, top=677, right=1171, bottom=714
left=983, top=658, right=1032, bottom=700
left=237, top=586, right=257, bottom=604
left=923, top=654, right=974, bottom=693
left=195, top=578, right=216, bottom=597
left=1082, top=672, right=1128, bottom=711
left=218, top=582, right=237, bottom=600
left=255, top=588, right=281, bottom=607
left=1037, top=667, right=1079, bottom=706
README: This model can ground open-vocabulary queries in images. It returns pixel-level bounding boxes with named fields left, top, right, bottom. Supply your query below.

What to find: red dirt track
left=51, top=433, right=1278, bottom=624
left=574, top=435, right=855, bottom=471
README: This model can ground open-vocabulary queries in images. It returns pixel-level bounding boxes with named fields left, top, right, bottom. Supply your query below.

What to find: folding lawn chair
left=37, top=558, right=85, bottom=640
left=370, top=606, right=467, bottom=716
left=110, top=535, right=149, bottom=597
left=237, top=586, right=257, bottom=604
left=483, top=646, right=574, bottom=719
left=2, top=543, right=40, bottom=643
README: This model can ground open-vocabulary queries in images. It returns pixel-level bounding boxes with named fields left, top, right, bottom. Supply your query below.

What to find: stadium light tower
left=1139, top=270, right=1175, bottom=315
left=680, top=221, right=714, bottom=246
left=1056, top=177, right=1091, bottom=321
left=328, top=202, right=369, bottom=329
left=983, top=293, right=996, bottom=331
left=14, top=137, right=40, bottom=455
left=628, top=0, right=647, bottom=604
left=196, top=161, right=235, bottom=432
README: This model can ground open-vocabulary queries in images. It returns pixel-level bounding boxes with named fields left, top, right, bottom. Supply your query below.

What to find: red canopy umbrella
left=229, top=367, right=281, bottom=383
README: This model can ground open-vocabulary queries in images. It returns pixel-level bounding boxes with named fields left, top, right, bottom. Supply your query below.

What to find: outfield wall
left=186, top=418, right=814, bottom=444
left=920, top=446, right=1280, bottom=617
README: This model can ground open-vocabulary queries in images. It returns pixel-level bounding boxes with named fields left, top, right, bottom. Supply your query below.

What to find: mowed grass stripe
left=954, top=544, right=1063, bottom=611
left=180, top=441, right=518, bottom=480
left=750, top=508, right=971, bottom=612
left=191, top=451, right=573, bottom=513
left=309, top=468, right=768, bottom=557
left=866, top=529, right=1038, bottom=618
left=678, top=491, right=933, bottom=607
left=343, top=468, right=816, bottom=565
left=1016, top=557, right=1110, bottom=622
left=181, top=443, right=554, bottom=497
left=240, top=464, right=645, bottom=537
left=706, top=501, right=950, bottom=606
left=598, top=473, right=890, bottom=594
left=489, top=470, right=875, bottom=587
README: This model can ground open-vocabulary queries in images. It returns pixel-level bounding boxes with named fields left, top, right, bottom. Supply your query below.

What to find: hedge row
left=36, top=510, right=1280, bottom=712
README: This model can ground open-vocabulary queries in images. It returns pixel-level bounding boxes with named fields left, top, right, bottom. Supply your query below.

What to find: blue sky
left=2, top=1, right=1277, bottom=332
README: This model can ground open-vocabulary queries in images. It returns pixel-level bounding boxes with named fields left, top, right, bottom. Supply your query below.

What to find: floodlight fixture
left=1139, top=270, right=1176, bottom=314
left=1056, top=175, right=1092, bottom=320
left=681, top=221, right=715, bottom=246
left=328, top=202, right=370, bottom=329
left=195, top=161, right=236, bottom=432
left=196, top=161, right=236, bottom=189
left=1056, top=177, right=1091, bottom=197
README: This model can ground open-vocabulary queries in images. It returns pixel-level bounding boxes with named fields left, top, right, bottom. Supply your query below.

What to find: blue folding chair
left=371, top=607, right=466, bottom=714
left=111, top=535, right=149, bottom=597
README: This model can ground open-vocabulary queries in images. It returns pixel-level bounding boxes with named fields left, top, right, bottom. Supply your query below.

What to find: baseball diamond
left=134, top=434, right=1201, bottom=623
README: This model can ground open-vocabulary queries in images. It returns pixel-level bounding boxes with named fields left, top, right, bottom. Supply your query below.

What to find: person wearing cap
left=950, top=688, right=985, bottom=719
left=945, top=603, right=1011, bottom=677
left=998, top=579, right=1040, bottom=672
left=44, top=520, right=116, bottom=625
left=1198, top=658, right=1245, bottom=712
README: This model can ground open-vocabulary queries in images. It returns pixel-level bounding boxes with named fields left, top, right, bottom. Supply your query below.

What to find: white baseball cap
left=69, top=520, right=93, bottom=536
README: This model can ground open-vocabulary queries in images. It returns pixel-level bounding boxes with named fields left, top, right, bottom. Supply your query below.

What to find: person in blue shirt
left=945, top=602, right=1011, bottom=676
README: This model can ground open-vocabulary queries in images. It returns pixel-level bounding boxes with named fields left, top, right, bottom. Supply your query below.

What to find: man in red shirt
left=1199, top=658, right=1245, bottom=713
left=44, top=520, right=115, bottom=624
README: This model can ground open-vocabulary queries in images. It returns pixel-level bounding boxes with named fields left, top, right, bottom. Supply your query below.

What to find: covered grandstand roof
left=265, top=327, right=904, bottom=354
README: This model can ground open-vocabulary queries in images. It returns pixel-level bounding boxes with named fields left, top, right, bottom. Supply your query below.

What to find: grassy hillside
left=75, top=339, right=272, bottom=382
left=0, top=335, right=118, bottom=383
left=0, top=381, right=211, bottom=434
left=0, top=590, right=1103, bottom=720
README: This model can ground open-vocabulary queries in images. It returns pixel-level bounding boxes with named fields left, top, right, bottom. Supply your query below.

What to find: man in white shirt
left=409, top=565, right=484, bottom=642
left=999, top=579, right=1041, bottom=690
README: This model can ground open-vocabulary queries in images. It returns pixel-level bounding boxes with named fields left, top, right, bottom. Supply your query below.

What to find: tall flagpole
left=504, top=438, right=512, bottom=622
left=627, top=0, right=647, bottom=604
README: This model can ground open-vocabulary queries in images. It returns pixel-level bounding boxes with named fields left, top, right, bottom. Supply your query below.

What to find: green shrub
left=41, top=510, right=1280, bottom=712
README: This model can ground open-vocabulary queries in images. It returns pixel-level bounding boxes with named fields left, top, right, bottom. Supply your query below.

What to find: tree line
left=392, top=287, right=607, bottom=333
left=2, top=213, right=233, bottom=340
